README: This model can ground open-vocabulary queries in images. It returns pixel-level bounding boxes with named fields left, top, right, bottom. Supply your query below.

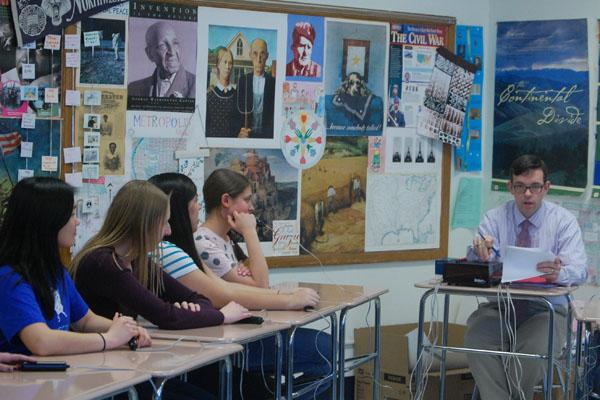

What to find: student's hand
left=136, top=327, right=152, bottom=348
left=238, top=128, right=251, bottom=138
left=472, top=235, right=494, bottom=262
left=220, top=301, right=251, bottom=324
left=105, top=313, right=140, bottom=349
left=173, top=301, right=201, bottom=312
left=537, top=257, right=562, bottom=282
left=287, top=287, right=320, bottom=310
left=0, top=353, right=35, bottom=372
left=236, top=264, right=252, bottom=277
left=227, top=210, right=256, bottom=235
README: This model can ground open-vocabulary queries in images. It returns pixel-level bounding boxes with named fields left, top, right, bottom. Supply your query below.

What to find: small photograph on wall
left=75, top=90, right=126, bottom=176
left=127, top=0, right=197, bottom=113
left=285, top=15, right=324, bottom=81
left=79, top=17, right=127, bottom=87
left=197, top=7, right=286, bottom=149
left=324, top=20, right=387, bottom=136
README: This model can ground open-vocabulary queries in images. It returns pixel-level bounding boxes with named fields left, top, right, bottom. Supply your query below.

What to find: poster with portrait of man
left=325, top=20, right=388, bottom=136
left=127, top=0, right=197, bottom=113
left=285, top=15, right=324, bottom=82
left=197, top=7, right=286, bottom=149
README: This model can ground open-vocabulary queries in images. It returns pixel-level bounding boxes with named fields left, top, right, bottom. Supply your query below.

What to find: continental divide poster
left=493, top=19, right=589, bottom=194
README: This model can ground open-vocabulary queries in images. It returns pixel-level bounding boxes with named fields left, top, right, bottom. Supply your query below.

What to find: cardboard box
left=355, top=371, right=474, bottom=400
left=354, top=323, right=473, bottom=400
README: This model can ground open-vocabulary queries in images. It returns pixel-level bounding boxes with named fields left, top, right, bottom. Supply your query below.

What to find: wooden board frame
left=60, top=0, right=455, bottom=268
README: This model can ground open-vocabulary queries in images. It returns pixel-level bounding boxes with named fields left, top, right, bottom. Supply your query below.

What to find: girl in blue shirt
left=0, top=177, right=150, bottom=355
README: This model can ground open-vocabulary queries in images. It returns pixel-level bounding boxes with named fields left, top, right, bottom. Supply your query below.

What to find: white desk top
left=147, top=321, right=291, bottom=344
left=261, top=302, right=344, bottom=325
left=0, top=364, right=149, bottom=400
left=37, top=339, right=241, bottom=379
left=415, top=278, right=575, bottom=297
left=259, top=282, right=387, bottom=325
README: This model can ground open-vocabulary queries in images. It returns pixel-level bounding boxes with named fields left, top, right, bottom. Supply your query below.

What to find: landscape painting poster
left=493, top=19, right=589, bottom=194
left=204, top=148, right=300, bottom=257
left=300, top=136, right=367, bottom=254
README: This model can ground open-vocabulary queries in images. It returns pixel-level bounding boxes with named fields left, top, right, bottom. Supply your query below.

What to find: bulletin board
left=37, top=0, right=456, bottom=267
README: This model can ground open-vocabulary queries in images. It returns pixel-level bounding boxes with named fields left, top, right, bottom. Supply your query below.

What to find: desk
left=267, top=282, right=388, bottom=400
left=146, top=322, right=290, bottom=399
left=336, top=286, right=388, bottom=400
left=263, top=303, right=342, bottom=399
left=0, top=365, right=149, bottom=400
left=36, top=339, right=242, bottom=400
left=414, top=279, right=574, bottom=400
left=572, top=300, right=600, bottom=400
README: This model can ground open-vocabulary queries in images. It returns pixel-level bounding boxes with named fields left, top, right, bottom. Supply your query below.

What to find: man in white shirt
left=466, top=154, right=587, bottom=400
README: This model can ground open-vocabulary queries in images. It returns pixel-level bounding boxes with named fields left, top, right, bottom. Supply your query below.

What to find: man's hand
left=536, top=257, right=562, bottom=282
left=238, top=128, right=251, bottom=138
left=472, top=235, right=494, bottom=262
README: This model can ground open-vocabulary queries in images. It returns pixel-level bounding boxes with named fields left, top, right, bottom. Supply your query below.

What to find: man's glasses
left=512, top=183, right=545, bottom=194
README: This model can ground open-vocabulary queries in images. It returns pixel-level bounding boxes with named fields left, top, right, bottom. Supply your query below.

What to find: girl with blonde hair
left=71, top=180, right=249, bottom=329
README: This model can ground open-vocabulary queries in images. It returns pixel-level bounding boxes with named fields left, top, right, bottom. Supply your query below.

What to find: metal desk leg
left=583, top=321, right=592, bottom=400
left=373, top=297, right=382, bottom=400
left=439, top=294, right=450, bottom=400
left=564, top=299, right=573, bottom=400
left=275, top=332, right=282, bottom=400
left=415, top=289, right=434, bottom=398
left=544, top=300, right=555, bottom=400
left=218, top=356, right=232, bottom=400
left=127, top=386, right=139, bottom=400
left=286, top=327, right=298, bottom=400
left=574, top=320, right=583, bottom=399
left=331, top=313, right=338, bottom=400
left=152, top=378, right=167, bottom=400
left=338, top=308, right=348, bottom=400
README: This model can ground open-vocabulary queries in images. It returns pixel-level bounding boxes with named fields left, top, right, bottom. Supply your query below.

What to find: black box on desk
left=442, top=260, right=502, bottom=287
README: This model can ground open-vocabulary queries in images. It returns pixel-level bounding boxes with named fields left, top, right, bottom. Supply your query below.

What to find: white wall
left=274, top=0, right=492, bottom=347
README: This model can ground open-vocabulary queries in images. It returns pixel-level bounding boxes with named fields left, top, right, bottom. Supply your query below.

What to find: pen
left=478, top=232, right=501, bottom=258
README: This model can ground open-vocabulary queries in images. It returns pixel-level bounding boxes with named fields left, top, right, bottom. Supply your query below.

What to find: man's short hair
left=292, top=22, right=315, bottom=45
left=509, top=154, right=548, bottom=182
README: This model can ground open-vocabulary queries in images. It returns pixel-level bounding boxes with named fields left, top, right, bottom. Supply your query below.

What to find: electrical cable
left=409, top=283, right=440, bottom=400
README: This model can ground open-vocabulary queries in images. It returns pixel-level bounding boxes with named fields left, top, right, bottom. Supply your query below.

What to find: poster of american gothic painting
left=493, top=19, right=588, bottom=194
